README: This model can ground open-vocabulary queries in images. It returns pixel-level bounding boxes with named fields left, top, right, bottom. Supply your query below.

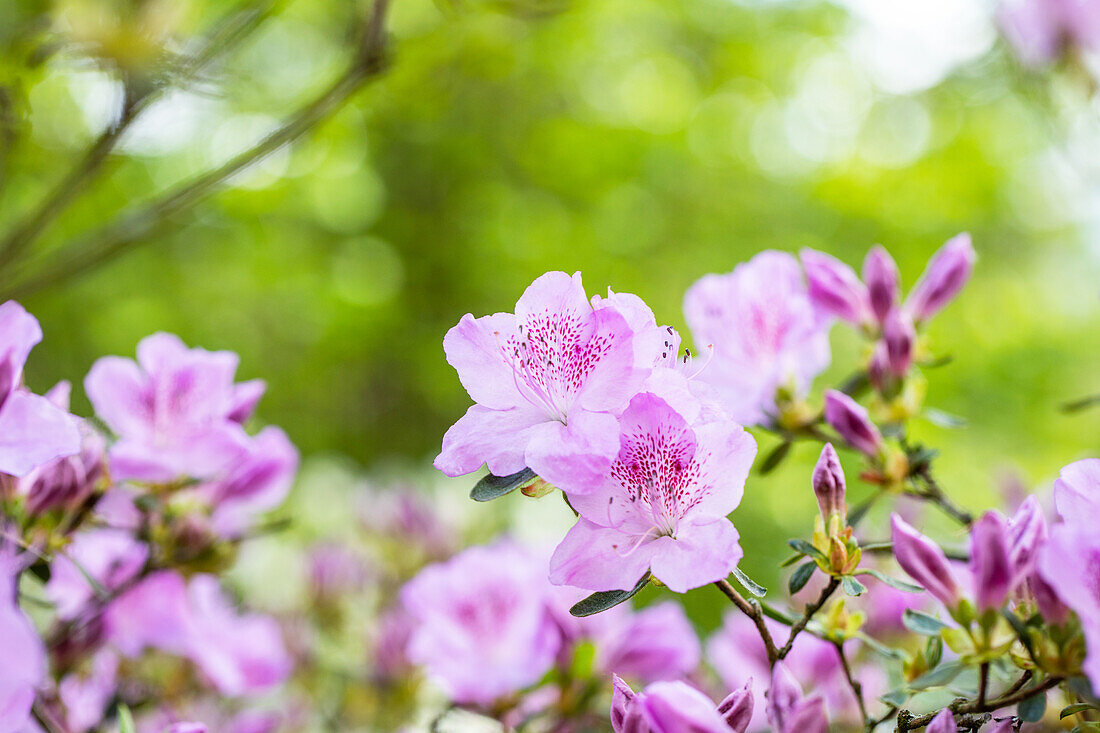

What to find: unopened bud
left=862, top=246, right=900, bottom=325
left=800, top=249, right=870, bottom=325
left=824, top=391, right=884, bottom=458
left=812, top=443, right=846, bottom=522
left=891, top=514, right=961, bottom=609
left=905, top=233, right=976, bottom=323
left=882, top=309, right=915, bottom=377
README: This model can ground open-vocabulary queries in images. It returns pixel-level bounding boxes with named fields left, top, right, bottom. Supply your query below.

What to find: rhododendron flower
left=46, top=529, right=149, bottom=620
left=548, top=383, right=756, bottom=593
left=1052, top=458, right=1100, bottom=522
left=435, top=271, right=657, bottom=484
left=904, top=234, right=975, bottom=324
left=891, top=514, right=961, bottom=609
left=611, top=675, right=753, bottom=733
left=0, top=550, right=46, bottom=733
left=16, top=381, right=106, bottom=516
left=592, top=601, right=701, bottom=683
left=999, top=0, right=1100, bottom=66
left=684, top=251, right=831, bottom=426
left=1038, top=510, right=1100, bottom=687
left=400, top=541, right=561, bottom=706
left=1006, top=495, right=1047, bottom=576
left=59, top=649, right=118, bottom=733
left=0, top=301, right=81, bottom=477
left=765, top=663, right=828, bottom=733
left=85, top=332, right=259, bottom=482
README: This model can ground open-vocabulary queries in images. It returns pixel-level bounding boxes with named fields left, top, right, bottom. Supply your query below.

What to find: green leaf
left=1068, top=676, right=1098, bottom=703
left=907, top=447, right=940, bottom=468
left=570, top=573, right=650, bottom=617
left=856, top=568, right=923, bottom=593
left=923, top=408, right=968, bottom=428
left=841, top=575, right=866, bottom=596
left=788, top=562, right=816, bottom=595
left=779, top=553, right=804, bottom=568
left=879, top=689, right=909, bottom=708
left=758, top=441, right=791, bottom=475
left=787, top=538, right=828, bottom=564
left=1063, top=394, right=1100, bottom=414
left=1018, top=690, right=1047, bottom=723
left=837, top=370, right=870, bottom=396
left=118, top=706, right=136, bottom=733
left=903, top=609, right=948, bottom=636
left=908, top=660, right=964, bottom=690
left=470, top=468, right=537, bottom=502
left=1002, top=609, right=1036, bottom=659
left=1062, top=703, right=1097, bottom=719
left=857, top=632, right=907, bottom=660
left=919, top=354, right=954, bottom=369
left=732, top=566, right=767, bottom=597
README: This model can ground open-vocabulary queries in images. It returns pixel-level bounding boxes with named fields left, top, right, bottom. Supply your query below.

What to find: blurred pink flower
left=46, top=529, right=149, bottom=621
left=611, top=675, right=753, bottom=733
left=999, top=0, right=1100, bottom=66
left=59, top=649, right=118, bottom=733
left=0, top=550, right=46, bottom=733
left=684, top=252, right=831, bottom=425
left=765, top=663, right=827, bottom=733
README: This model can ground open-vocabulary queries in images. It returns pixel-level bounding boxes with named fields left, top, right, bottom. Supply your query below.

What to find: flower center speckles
left=501, top=308, right=614, bottom=422
left=610, top=425, right=706, bottom=536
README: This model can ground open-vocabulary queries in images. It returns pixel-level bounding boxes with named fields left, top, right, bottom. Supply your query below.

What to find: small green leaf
left=857, top=632, right=907, bottom=660
left=837, top=370, right=870, bottom=396
left=841, top=575, right=866, bottom=596
left=903, top=609, right=948, bottom=636
left=732, top=566, right=767, bottom=597
left=1018, top=690, right=1047, bottom=723
left=470, top=468, right=537, bottom=502
left=787, top=539, right=828, bottom=564
left=907, top=447, right=940, bottom=468
left=923, top=408, right=968, bottom=428
left=1062, top=703, right=1097, bottom=719
left=570, top=573, right=650, bottom=617
left=779, top=553, right=804, bottom=568
left=880, top=689, right=909, bottom=708
left=1063, top=394, right=1100, bottom=414
left=789, top=562, right=816, bottom=595
left=919, top=354, right=953, bottom=369
left=118, top=706, right=136, bottom=733
left=1068, top=676, right=1098, bottom=703
left=759, top=441, right=791, bottom=475
left=908, top=660, right=964, bottom=690
left=1002, top=609, right=1036, bottom=659
left=856, top=568, right=923, bottom=593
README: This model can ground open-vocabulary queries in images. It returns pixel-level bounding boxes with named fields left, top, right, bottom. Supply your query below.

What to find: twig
left=834, top=641, right=870, bottom=728
left=911, top=466, right=973, bottom=527
left=898, top=675, right=1062, bottom=730
left=977, top=663, right=989, bottom=707
left=776, top=577, right=840, bottom=660
left=714, top=578, right=780, bottom=665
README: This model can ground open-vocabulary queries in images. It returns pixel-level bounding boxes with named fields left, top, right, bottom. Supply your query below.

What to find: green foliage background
left=2, top=0, right=1099, bottom=609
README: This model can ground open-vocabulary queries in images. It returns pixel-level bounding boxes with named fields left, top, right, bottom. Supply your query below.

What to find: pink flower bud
left=905, top=233, right=976, bottom=323
left=800, top=249, right=870, bottom=325
left=823, top=391, right=883, bottom=457
left=1028, top=571, right=1070, bottom=625
left=890, top=514, right=961, bottom=609
left=1007, top=495, right=1047, bottom=579
left=969, top=511, right=1012, bottom=611
left=862, top=246, right=900, bottom=325
left=812, top=443, right=846, bottom=521
left=867, top=342, right=890, bottom=392
left=882, top=309, right=915, bottom=376
left=926, top=708, right=957, bottom=733
left=717, top=681, right=754, bottom=733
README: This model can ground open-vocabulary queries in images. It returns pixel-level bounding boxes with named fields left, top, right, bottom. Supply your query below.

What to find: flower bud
left=905, top=233, right=976, bottom=323
left=867, top=342, right=891, bottom=393
left=882, top=309, right=915, bottom=377
left=890, top=514, right=961, bottom=609
left=823, top=391, right=883, bottom=457
left=969, top=511, right=1012, bottom=612
left=1027, top=571, right=1070, bottom=625
left=800, top=249, right=870, bottom=325
left=1007, top=495, right=1047, bottom=579
left=862, top=246, right=900, bottom=325
left=926, top=708, right=957, bottom=733
left=812, top=443, right=846, bottom=522
left=716, top=681, right=754, bottom=733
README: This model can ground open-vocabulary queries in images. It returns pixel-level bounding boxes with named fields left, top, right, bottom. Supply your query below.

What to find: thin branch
left=1, top=0, right=392, bottom=300
left=714, top=578, right=780, bottom=665
left=834, top=641, right=870, bottom=728
left=977, top=663, right=990, bottom=708
left=911, top=466, right=973, bottom=527
left=898, top=675, right=1063, bottom=730
left=776, top=577, right=840, bottom=660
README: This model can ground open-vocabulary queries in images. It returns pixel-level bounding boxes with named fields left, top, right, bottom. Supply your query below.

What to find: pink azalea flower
left=1052, top=458, right=1100, bottom=522
left=0, top=301, right=81, bottom=477
left=59, top=649, right=118, bottom=733
left=0, top=550, right=46, bottom=733
left=765, top=663, right=828, bottom=733
left=593, top=601, right=701, bottom=684
left=46, top=529, right=149, bottom=621
left=399, top=541, right=562, bottom=706
left=547, top=381, right=757, bottom=593
left=85, top=332, right=258, bottom=482
left=1038, top=513, right=1100, bottom=688
left=683, top=251, right=831, bottom=426
left=611, top=675, right=753, bottom=733
left=104, top=570, right=192, bottom=657
left=435, top=271, right=657, bottom=484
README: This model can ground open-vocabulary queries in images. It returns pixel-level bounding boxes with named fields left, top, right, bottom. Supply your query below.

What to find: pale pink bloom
left=999, top=0, right=1100, bottom=66
left=435, top=272, right=657, bottom=485
left=548, top=381, right=756, bottom=593
left=612, top=675, right=753, bottom=733
left=1052, top=458, right=1100, bottom=522
left=400, top=541, right=562, bottom=706
left=684, top=252, right=831, bottom=426
left=46, top=529, right=148, bottom=621
left=0, top=550, right=46, bottom=733
left=59, top=649, right=118, bottom=733
left=1038, top=515, right=1100, bottom=688
left=593, top=602, right=701, bottom=683
left=765, top=663, right=828, bottom=733
left=926, top=708, right=957, bottom=733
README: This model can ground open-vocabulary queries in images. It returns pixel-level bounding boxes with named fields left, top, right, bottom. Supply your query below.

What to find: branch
left=834, top=641, right=870, bottom=729
left=911, top=466, right=973, bottom=527
left=776, top=577, right=840, bottom=660
left=898, top=675, right=1062, bottom=730
left=714, top=578, right=780, bottom=665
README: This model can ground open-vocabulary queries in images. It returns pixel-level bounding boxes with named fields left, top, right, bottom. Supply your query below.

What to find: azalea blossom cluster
left=0, top=308, right=297, bottom=733
left=412, top=236, right=1100, bottom=732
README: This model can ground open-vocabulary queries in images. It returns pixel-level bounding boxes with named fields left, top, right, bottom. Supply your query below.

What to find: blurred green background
left=2, top=0, right=1099, bottom=607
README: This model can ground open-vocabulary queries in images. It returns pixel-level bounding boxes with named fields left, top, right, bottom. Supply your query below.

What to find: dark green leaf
left=570, top=573, right=650, bottom=617
left=1018, top=691, right=1047, bottom=723
left=787, top=538, right=827, bottom=563
left=1062, top=704, right=1097, bottom=719
left=925, top=635, right=944, bottom=669
left=923, top=408, right=968, bottom=428
left=903, top=609, right=948, bottom=636
left=857, top=568, right=923, bottom=593
left=1002, top=610, right=1036, bottom=659
left=841, top=575, right=866, bottom=596
left=1069, top=677, right=1099, bottom=704
left=907, top=447, right=940, bottom=468
left=470, top=468, right=537, bottom=502
left=909, top=660, right=964, bottom=690
left=788, top=562, right=816, bottom=595
left=758, top=441, right=791, bottom=475
left=732, top=566, right=767, bottom=597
